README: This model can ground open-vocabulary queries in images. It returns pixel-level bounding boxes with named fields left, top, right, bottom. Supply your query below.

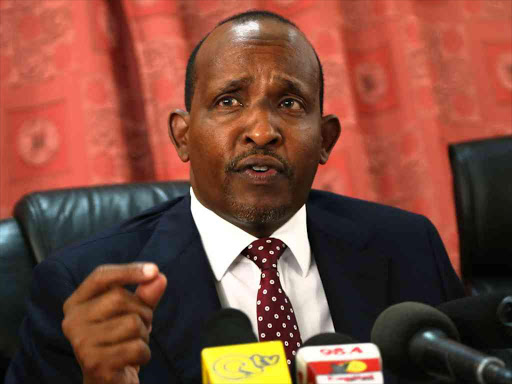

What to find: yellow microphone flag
left=202, top=340, right=292, bottom=384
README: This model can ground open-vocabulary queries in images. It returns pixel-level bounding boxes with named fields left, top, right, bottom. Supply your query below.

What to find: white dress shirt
left=190, top=188, right=335, bottom=342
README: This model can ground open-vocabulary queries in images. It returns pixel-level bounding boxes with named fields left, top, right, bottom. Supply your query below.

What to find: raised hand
left=61, top=263, right=167, bottom=384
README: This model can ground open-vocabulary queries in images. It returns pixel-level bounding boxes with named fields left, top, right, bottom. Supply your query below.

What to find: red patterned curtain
left=1, top=0, right=511, bottom=273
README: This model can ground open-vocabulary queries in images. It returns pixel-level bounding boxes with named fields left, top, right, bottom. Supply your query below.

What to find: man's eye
left=279, top=99, right=303, bottom=111
left=217, top=97, right=241, bottom=108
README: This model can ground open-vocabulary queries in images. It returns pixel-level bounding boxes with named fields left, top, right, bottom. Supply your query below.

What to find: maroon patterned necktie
left=243, top=237, right=303, bottom=365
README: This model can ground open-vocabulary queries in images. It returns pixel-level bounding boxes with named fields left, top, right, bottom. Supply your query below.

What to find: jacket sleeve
left=423, top=217, right=466, bottom=302
left=5, top=258, right=83, bottom=383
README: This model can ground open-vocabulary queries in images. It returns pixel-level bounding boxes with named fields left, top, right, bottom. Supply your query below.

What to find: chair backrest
left=0, top=180, right=190, bottom=366
left=0, top=218, right=35, bottom=359
left=449, top=135, right=512, bottom=294
left=14, top=180, right=190, bottom=263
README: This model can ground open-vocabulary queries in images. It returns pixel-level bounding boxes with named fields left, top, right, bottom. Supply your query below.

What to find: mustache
left=225, top=148, right=293, bottom=178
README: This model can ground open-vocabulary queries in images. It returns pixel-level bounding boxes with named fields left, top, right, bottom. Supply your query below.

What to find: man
left=6, top=10, right=464, bottom=384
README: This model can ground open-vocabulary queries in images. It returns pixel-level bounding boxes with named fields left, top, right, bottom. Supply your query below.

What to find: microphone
left=498, top=296, right=512, bottom=331
left=437, top=293, right=512, bottom=349
left=200, top=308, right=292, bottom=384
left=371, top=301, right=512, bottom=384
left=295, top=333, right=384, bottom=384
left=201, top=307, right=258, bottom=348
left=302, top=333, right=357, bottom=347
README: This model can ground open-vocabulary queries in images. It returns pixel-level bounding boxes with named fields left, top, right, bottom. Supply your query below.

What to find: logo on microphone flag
left=331, top=360, right=368, bottom=373
left=202, top=341, right=292, bottom=383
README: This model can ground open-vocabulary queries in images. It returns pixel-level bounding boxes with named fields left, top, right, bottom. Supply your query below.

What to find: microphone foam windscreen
left=370, top=302, right=459, bottom=378
left=437, top=293, right=512, bottom=349
left=302, top=332, right=357, bottom=347
left=202, top=308, right=258, bottom=348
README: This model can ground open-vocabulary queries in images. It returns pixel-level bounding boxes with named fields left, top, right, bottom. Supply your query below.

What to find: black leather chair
left=0, top=219, right=35, bottom=380
left=449, top=135, right=512, bottom=296
left=0, top=180, right=190, bottom=381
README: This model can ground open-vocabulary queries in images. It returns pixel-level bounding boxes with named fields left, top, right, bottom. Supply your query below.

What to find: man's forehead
left=195, top=19, right=318, bottom=88
left=216, top=19, right=300, bottom=43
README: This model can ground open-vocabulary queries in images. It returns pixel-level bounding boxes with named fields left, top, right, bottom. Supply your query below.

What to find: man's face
left=170, top=19, right=340, bottom=236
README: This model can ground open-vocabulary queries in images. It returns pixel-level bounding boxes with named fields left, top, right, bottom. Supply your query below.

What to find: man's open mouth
left=251, top=165, right=270, bottom=172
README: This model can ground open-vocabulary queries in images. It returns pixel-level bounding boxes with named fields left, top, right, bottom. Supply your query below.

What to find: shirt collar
left=190, top=187, right=311, bottom=281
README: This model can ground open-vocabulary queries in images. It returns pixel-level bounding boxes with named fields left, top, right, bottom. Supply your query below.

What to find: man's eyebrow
left=211, top=76, right=311, bottom=99
left=213, top=77, right=252, bottom=95
left=274, top=76, right=309, bottom=98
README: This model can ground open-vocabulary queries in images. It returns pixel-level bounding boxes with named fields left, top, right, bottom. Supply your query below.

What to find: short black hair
left=184, top=10, right=324, bottom=114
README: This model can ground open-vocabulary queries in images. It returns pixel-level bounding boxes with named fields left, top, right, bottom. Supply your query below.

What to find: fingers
left=135, top=273, right=167, bottom=309
left=64, top=263, right=159, bottom=311
left=84, top=287, right=153, bottom=326
left=95, top=314, right=151, bottom=346
left=78, top=339, right=151, bottom=383
left=109, top=339, right=151, bottom=369
left=64, top=313, right=151, bottom=359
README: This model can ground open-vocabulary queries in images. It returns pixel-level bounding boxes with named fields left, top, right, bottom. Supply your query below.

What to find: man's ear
left=319, top=114, right=341, bottom=164
left=168, top=109, right=190, bottom=163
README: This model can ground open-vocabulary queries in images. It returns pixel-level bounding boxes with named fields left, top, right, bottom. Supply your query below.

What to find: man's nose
left=242, top=107, right=282, bottom=147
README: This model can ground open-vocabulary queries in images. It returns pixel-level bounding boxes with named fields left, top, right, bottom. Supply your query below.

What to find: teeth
left=252, top=166, right=269, bottom=172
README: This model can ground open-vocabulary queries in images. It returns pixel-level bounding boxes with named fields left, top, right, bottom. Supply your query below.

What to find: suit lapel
left=307, top=198, right=390, bottom=342
left=135, top=196, right=221, bottom=382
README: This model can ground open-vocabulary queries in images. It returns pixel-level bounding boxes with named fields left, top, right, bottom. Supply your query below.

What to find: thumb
left=135, top=272, right=167, bottom=309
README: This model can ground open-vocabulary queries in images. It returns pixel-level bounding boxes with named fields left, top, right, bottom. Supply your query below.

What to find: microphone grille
left=303, top=332, right=356, bottom=347
left=371, top=302, right=459, bottom=379
left=437, top=293, right=512, bottom=349
left=202, top=308, right=257, bottom=348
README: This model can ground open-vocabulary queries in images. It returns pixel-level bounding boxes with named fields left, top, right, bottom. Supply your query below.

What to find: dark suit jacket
left=6, top=190, right=465, bottom=383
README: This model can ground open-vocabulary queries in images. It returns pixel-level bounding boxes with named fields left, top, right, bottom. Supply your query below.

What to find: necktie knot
left=244, top=237, right=287, bottom=270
